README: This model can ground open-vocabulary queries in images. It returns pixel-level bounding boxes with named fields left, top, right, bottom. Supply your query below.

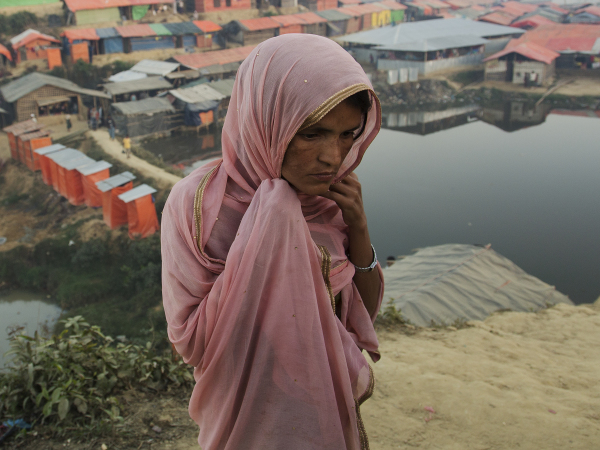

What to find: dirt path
left=87, top=129, right=182, bottom=190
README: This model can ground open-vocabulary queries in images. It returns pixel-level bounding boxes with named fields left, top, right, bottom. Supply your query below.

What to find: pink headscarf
left=162, top=34, right=383, bottom=450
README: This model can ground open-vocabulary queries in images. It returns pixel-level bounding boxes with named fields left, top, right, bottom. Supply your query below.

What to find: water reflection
left=481, top=102, right=550, bottom=132
left=383, top=105, right=481, bottom=135
left=0, top=291, right=62, bottom=366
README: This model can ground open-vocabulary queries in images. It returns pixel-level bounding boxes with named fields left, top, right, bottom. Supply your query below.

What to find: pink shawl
left=162, top=34, right=383, bottom=450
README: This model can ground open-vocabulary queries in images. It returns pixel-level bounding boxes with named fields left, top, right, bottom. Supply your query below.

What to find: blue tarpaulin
left=183, top=35, right=196, bottom=48
left=103, top=37, right=124, bottom=54
left=184, top=100, right=218, bottom=126
left=130, top=36, right=175, bottom=52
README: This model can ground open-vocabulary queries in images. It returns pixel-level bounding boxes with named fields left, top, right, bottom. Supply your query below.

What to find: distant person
left=66, top=114, right=72, bottom=132
left=130, top=93, right=137, bottom=101
left=123, top=135, right=131, bottom=158
left=30, top=113, right=37, bottom=123
left=193, top=9, right=199, bottom=20
left=107, top=116, right=115, bottom=140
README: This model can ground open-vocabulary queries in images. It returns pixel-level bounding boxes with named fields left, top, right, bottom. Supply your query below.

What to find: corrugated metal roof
left=479, top=11, right=516, bottom=26
left=12, top=31, right=60, bottom=49
left=512, top=15, right=556, bottom=29
left=169, top=84, right=225, bottom=104
left=193, top=20, right=222, bottom=33
left=96, top=172, right=136, bottom=192
left=237, top=17, right=280, bottom=32
left=115, top=24, right=156, bottom=38
left=96, top=28, right=120, bottom=38
left=271, top=14, right=307, bottom=27
left=47, top=148, right=85, bottom=163
left=293, top=12, right=327, bottom=24
left=76, top=160, right=112, bottom=176
left=149, top=23, right=172, bottom=36
left=337, top=18, right=524, bottom=46
left=109, top=70, right=148, bottom=83
left=112, top=97, right=175, bottom=115
left=64, top=0, right=162, bottom=12
left=61, top=28, right=99, bottom=42
left=163, top=22, right=202, bottom=36
left=377, top=35, right=488, bottom=52
left=103, top=76, right=172, bottom=96
left=198, top=62, right=240, bottom=76
left=130, top=59, right=180, bottom=76
left=207, top=78, right=235, bottom=97
left=18, top=130, right=51, bottom=141
left=508, top=24, right=600, bottom=53
left=34, top=143, right=65, bottom=156
left=58, top=155, right=95, bottom=170
left=0, top=72, right=110, bottom=103
left=118, top=184, right=157, bottom=203
left=173, top=45, right=255, bottom=70
left=3, top=119, right=42, bottom=135
left=484, top=41, right=560, bottom=64
left=316, top=10, right=352, bottom=21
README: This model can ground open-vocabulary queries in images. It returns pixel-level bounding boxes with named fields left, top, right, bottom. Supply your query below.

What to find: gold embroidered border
left=299, top=83, right=372, bottom=131
left=355, top=365, right=375, bottom=450
left=317, top=245, right=336, bottom=314
left=193, top=165, right=219, bottom=259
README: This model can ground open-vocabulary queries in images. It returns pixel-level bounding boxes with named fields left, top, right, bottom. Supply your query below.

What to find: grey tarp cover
left=382, top=244, right=572, bottom=327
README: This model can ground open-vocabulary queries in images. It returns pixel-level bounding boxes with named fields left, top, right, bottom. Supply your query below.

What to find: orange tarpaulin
left=78, top=161, right=112, bottom=207
left=24, top=136, right=52, bottom=171
left=46, top=148, right=88, bottom=194
left=56, top=155, right=95, bottom=204
left=118, top=184, right=159, bottom=239
left=35, top=144, right=66, bottom=185
left=3, top=120, right=42, bottom=161
left=199, top=109, right=214, bottom=125
left=71, top=42, right=89, bottom=63
left=0, top=44, right=12, bottom=62
left=47, top=48, right=62, bottom=69
left=17, top=130, right=49, bottom=166
left=102, top=182, right=133, bottom=229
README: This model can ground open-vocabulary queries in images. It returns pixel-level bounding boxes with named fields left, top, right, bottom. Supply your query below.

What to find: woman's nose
left=319, top=139, right=344, bottom=166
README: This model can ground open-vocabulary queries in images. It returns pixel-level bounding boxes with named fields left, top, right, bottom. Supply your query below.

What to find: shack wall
left=14, top=86, right=83, bottom=122
left=75, top=8, right=121, bottom=25
left=485, top=59, right=507, bottom=81
left=513, top=61, right=546, bottom=85
left=243, top=29, right=277, bottom=46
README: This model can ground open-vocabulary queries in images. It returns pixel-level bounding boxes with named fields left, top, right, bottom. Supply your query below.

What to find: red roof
left=541, top=3, right=568, bottom=14
left=238, top=17, right=280, bottom=32
left=479, top=11, right=516, bottom=26
left=580, top=6, right=600, bottom=17
left=511, top=15, right=555, bottom=29
left=61, top=28, right=100, bottom=42
left=379, top=0, right=408, bottom=10
left=64, top=0, right=162, bottom=12
left=352, top=3, right=385, bottom=14
left=510, top=24, right=600, bottom=53
left=499, top=1, right=537, bottom=16
left=271, top=14, right=307, bottom=27
left=115, top=24, right=156, bottom=38
left=293, top=12, right=327, bottom=24
left=13, top=32, right=60, bottom=49
left=0, top=44, right=12, bottom=62
left=173, top=45, right=256, bottom=69
left=193, top=20, right=222, bottom=33
left=484, top=41, right=559, bottom=64
left=338, top=0, right=361, bottom=4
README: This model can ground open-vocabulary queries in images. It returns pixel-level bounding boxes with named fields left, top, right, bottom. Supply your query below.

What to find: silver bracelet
left=353, top=244, right=378, bottom=272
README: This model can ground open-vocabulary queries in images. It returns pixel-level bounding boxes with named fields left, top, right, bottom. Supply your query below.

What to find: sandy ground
left=102, top=301, right=599, bottom=450
left=87, top=129, right=182, bottom=189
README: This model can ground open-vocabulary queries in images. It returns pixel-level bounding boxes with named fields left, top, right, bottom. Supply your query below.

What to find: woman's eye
left=342, top=131, right=355, bottom=139
left=301, top=133, right=319, bottom=139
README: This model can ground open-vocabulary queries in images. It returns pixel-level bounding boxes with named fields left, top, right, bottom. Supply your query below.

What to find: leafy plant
left=376, top=300, right=411, bottom=327
left=0, top=317, right=193, bottom=432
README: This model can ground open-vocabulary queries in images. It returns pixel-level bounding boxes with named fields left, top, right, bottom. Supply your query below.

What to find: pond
left=0, top=291, right=62, bottom=367
left=143, top=104, right=600, bottom=305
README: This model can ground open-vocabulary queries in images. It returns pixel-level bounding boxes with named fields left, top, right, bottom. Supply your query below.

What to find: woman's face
left=281, top=100, right=363, bottom=196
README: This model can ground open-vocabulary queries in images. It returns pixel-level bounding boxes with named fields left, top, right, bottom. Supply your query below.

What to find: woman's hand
left=322, top=173, right=381, bottom=318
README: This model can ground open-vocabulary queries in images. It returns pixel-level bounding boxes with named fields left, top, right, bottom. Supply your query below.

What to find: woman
left=162, top=34, right=383, bottom=450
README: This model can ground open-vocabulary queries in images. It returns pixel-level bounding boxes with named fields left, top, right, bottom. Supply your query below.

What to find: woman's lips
left=310, top=173, right=336, bottom=182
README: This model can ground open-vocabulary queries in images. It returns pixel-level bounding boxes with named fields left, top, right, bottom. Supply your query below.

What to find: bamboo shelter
left=118, top=184, right=159, bottom=239
left=76, top=161, right=112, bottom=207
left=34, top=144, right=66, bottom=186
left=18, top=131, right=52, bottom=171
left=56, top=154, right=96, bottom=205
left=96, top=172, right=136, bottom=229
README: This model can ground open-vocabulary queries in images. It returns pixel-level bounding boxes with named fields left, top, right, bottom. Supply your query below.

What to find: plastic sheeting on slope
left=382, top=244, right=572, bottom=327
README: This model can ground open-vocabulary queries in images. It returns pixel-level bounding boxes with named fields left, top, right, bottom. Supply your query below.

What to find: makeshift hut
left=335, top=8, right=361, bottom=34
left=61, top=28, right=99, bottom=62
left=97, top=28, right=124, bottom=54
left=10, top=29, right=61, bottom=66
left=96, top=172, right=136, bottom=229
left=130, top=59, right=180, bottom=76
left=103, top=76, right=172, bottom=102
left=111, top=97, right=179, bottom=138
left=45, top=148, right=88, bottom=195
left=34, top=143, right=66, bottom=186
left=379, top=1, right=407, bottom=24
left=64, top=0, right=162, bottom=25
left=170, top=46, right=255, bottom=79
left=0, top=72, right=110, bottom=123
left=163, top=22, right=202, bottom=49
left=193, top=20, right=222, bottom=49
left=18, top=130, right=52, bottom=171
left=115, top=24, right=172, bottom=53
left=194, top=0, right=251, bottom=14
left=382, top=244, right=572, bottom=327
left=76, top=160, right=112, bottom=207
left=205, top=78, right=234, bottom=122
left=56, top=154, right=96, bottom=205
left=294, top=12, right=328, bottom=35
left=483, top=41, right=560, bottom=85
left=271, top=14, right=307, bottom=34
left=0, top=43, right=13, bottom=69
left=169, top=84, right=224, bottom=127
left=316, top=10, right=352, bottom=36
left=117, top=184, right=159, bottom=239
left=225, top=18, right=280, bottom=46
left=298, top=0, right=337, bottom=12
left=3, top=119, right=43, bottom=161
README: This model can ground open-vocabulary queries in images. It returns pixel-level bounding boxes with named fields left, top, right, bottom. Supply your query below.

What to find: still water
left=144, top=106, right=600, bottom=304
left=0, top=291, right=62, bottom=366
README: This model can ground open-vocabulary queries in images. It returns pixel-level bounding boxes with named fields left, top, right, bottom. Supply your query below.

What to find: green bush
left=0, top=316, right=193, bottom=431
left=0, top=12, right=38, bottom=36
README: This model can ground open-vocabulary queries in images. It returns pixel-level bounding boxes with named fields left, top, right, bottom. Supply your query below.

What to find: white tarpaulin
left=383, top=244, right=572, bottom=327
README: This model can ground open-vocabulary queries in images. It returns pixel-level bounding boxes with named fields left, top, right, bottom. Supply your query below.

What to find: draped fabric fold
left=162, top=34, right=383, bottom=450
